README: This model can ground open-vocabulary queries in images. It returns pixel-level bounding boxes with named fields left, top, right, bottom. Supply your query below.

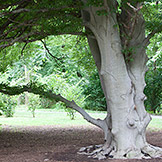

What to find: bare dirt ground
left=0, top=125, right=162, bottom=162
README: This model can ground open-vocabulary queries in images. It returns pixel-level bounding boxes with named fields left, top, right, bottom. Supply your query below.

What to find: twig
left=127, top=2, right=143, bottom=12
left=0, top=31, right=39, bottom=49
left=21, top=42, right=28, bottom=56
left=123, top=3, right=143, bottom=48
left=142, top=31, right=156, bottom=47
left=40, top=40, right=62, bottom=64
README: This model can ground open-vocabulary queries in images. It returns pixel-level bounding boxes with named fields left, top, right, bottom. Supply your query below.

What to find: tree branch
left=21, top=42, right=28, bottom=56
left=0, top=31, right=41, bottom=49
left=0, top=31, right=84, bottom=50
left=142, top=31, right=156, bottom=47
left=127, top=2, right=143, bottom=12
left=122, top=3, right=143, bottom=48
left=0, top=1, right=83, bottom=50
left=0, top=0, right=29, bottom=10
left=40, top=40, right=62, bottom=64
left=0, top=5, right=82, bottom=18
left=0, top=82, right=107, bottom=130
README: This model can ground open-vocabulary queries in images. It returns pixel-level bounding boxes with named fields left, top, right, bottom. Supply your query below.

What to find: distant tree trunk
left=79, top=1, right=162, bottom=159
left=17, top=95, right=21, bottom=106
left=150, top=90, right=157, bottom=113
left=24, top=65, right=29, bottom=106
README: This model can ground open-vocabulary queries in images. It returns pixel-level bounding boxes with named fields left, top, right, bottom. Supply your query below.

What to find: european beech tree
left=0, top=0, right=162, bottom=159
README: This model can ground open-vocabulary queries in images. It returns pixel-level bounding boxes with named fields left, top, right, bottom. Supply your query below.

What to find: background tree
left=0, top=93, right=16, bottom=117
left=83, top=72, right=106, bottom=111
left=144, top=33, right=162, bottom=113
left=0, top=0, right=162, bottom=160
left=0, top=35, right=93, bottom=118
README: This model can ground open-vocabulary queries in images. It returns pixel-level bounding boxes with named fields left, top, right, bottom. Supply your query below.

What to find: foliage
left=145, top=68, right=162, bottom=113
left=28, top=93, right=41, bottom=117
left=40, top=97, right=56, bottom=109
left=0, top=0, right=162, bottom=116
left=144, top=34, right=162, bottom=113
left=0, top=0, right=83, bottom=55
left=0, top=93, right=17, bottom=117
left=0, top=34, right=102, bottom=113
left=41, top=74, right=87, bottom=119
left=0, top=77, right=88, bottom=120
left=38, top=35, right=96, bottom=83
left=83, top=72, right=106, bottom=111
left=64, top=108, right=76, bottom=120
left=142, top=1, right=162, bottom=34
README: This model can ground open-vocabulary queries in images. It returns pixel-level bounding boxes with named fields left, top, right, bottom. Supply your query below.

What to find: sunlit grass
left=0, top=106, right=161, bottom=130
left=147, top=118, right=162, bottom=130
left=0, top=106, right=106, bottom=127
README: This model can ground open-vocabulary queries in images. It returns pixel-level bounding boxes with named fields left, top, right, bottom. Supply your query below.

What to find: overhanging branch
left=0, top=31, right=85, bottom=50
left=0, top=82, right=106, bottom=130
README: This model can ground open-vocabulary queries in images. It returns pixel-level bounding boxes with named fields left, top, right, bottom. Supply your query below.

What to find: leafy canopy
left=0, top=0, right=162, bottom=49
left=0, top=0, right=162, bottom=113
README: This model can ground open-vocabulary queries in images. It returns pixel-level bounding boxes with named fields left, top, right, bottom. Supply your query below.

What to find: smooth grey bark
left=87, top=35, right=112, bottom=144
left=78, top=1, right=162, bottom=159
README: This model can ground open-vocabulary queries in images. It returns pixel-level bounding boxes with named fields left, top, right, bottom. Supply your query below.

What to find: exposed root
left=78, top=143, right=162, bottom=160
left=78, top=144, right=113, bottom=160
left=142, top=144, right=162, bottom=158
left=111, top=148, right=144, bottom=159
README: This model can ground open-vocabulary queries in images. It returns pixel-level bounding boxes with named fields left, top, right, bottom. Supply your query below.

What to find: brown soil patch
left=0, top=125, right=162, bottom=162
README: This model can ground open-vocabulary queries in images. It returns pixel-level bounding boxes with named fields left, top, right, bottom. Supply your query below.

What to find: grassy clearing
left=0, top=106, right=106, bottom=127
left=0, top=106, right=162, bottom=130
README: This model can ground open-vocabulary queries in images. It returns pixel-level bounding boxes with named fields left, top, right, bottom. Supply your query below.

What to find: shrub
left=40, top=97, right=56, bottom=109
left=0, top=94, right=17, bottom=117
left=144, top=55, right=162, bottom=114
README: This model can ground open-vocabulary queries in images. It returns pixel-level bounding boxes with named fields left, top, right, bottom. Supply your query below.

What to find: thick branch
left=0, top=32, right=40, bottom=49
left=0, top=6, right=81, bottom=17
left=69, top=100, right=106, bottom=129
left=0, top=82, right=107, bottom=130
left=0, top=31, right=84, bottom=50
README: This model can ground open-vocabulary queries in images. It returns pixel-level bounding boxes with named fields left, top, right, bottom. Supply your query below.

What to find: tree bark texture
left=79, top=1, right=162, bottom=159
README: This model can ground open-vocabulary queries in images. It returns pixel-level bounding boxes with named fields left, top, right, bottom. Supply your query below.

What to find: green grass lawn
left=0, top=106, right=162, bottom=130
left=0, top=106, right=107, bottom=127
left=147, top=118, right=162, bottom=130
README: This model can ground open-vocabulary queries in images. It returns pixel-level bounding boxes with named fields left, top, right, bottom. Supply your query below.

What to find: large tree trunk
left=79, top=1, right=162, bottom=159
left=0, top=0, right=161, bottom=159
